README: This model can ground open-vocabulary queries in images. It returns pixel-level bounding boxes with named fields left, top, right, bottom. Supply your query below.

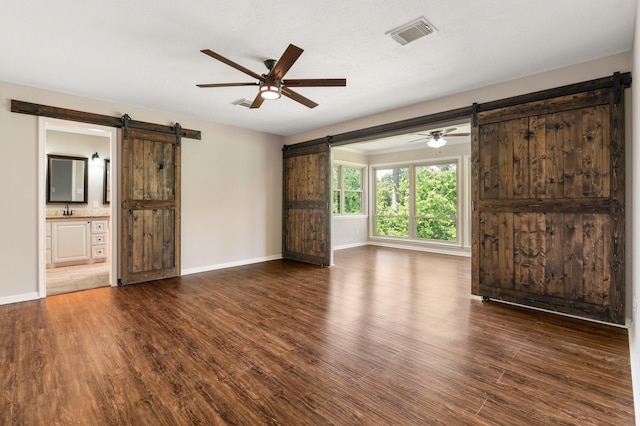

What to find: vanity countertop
left=46, top=215, right=110, bottom=220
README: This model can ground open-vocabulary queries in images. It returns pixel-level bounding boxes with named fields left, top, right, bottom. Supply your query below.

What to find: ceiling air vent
left=386, top=17, right=437, bottom=45
left=231, top=98, right=253, bottom=108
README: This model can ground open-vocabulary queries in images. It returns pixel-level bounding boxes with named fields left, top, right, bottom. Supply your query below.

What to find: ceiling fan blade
left=269, top=44, right=304, bottom=81
left=201, top=49, right=263, bottom=80
left=283, top=78, right=347, bottom=87
left=282, top=87, right=318, bottom=109
left=444, top=133, right=471, bottom=137
left=249, top=93, right=265, bottom=109
left=196, top=82, right=258, bottom=88
left=407, top=137, right=428, bottom=144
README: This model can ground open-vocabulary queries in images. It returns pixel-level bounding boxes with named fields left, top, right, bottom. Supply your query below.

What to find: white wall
left=629, top=3, right=640, bottom=423
left=0, top=80, right=283, bottom=303
left=331, top=149, right=369, bottom=250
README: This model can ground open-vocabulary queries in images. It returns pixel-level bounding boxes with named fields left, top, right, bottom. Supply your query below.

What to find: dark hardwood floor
left=0, top=246, right=634, bottom=425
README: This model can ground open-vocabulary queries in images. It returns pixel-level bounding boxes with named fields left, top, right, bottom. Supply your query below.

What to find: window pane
left=415, top=164, right=457, bottom=218
left=376, top=216, right=409, bottom=237
left=333, top=190, right=340, bottom=214
left=332, top=166, right=340, bottom=189
left=344, top=191, right=361, bottom=213
left=343, top=167, right=361, bottom=190
left=416, top=218, right=456, bottom=241
left=375, top=168, right=409, bottom=215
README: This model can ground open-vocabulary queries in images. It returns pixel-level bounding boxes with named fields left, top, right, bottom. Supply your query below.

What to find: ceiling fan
left=409, top=127, right=471, bottom=148
left=197, top=44, right=346, bottom=109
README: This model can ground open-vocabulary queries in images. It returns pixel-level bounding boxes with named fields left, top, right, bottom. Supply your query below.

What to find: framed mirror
left=104, top=159, right=110, bottom=204
left=46, top=154, right=88, bottom=204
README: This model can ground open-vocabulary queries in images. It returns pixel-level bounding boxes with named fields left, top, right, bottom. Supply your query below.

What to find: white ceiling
left=1, top=1, right=636, bottom=137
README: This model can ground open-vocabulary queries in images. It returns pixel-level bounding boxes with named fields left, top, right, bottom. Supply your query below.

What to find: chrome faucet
left=63, top=204, right=72, bottom=216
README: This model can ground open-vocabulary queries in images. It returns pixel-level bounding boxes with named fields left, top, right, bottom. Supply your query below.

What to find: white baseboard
left=0, top=292, right=41, bottom=306
left=181, top=254, right=283, bottom=276
left=333, top=242, right=368, bottom=251
left=367, top=241, right=471, bottom=257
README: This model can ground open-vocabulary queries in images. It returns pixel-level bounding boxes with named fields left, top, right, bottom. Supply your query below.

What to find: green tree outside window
left=333, top=165, right=363, bottom=215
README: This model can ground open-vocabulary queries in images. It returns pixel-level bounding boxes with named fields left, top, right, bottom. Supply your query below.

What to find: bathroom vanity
left=46, top=216, right=109, bottom=268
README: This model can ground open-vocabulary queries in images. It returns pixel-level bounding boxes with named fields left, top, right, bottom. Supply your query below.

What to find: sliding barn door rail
left=10, top=100, right=201, bottom=140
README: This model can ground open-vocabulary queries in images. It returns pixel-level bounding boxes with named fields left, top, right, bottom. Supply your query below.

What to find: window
left=374, top=167, right=409, bottom=236
left=415, top=163, right=457, bottom=241
left=374, top=162, right=458, bottom=242
left=332, top=165, right=363, bottom=214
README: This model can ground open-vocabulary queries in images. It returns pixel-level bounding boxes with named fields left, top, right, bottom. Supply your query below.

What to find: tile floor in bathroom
left=46, top=262, right=110, bottom=296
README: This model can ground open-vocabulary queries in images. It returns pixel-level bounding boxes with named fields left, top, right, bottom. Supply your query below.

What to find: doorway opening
left=38, top=117, right=118, bottom=297
left=330, top=120, right=472, bottom=257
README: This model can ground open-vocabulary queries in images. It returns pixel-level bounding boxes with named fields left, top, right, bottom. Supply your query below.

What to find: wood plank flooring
left=0, top=246, right=634, bottom=425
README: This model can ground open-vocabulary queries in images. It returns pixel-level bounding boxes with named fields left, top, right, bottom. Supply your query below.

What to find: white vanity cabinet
left=47, top=217, right=110, bottom=267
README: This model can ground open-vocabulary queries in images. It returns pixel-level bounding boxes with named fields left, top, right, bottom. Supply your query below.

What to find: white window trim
left=332, top=161, right=367, bottom=216
left=369, top=154, right=468, bottom=247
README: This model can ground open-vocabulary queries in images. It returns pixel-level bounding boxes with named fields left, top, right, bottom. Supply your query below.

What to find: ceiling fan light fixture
left=427, top=137, right=446, bottom=148
left=259, top=78, right=282, bottom=100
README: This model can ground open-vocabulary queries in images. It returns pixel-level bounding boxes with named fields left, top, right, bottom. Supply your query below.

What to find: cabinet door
left=52, top=220, right=91, bottom=263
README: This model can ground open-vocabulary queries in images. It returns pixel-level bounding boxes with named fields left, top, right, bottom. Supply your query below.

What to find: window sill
left=368, top=237, right=471, bottom=257
left=332, top=214, right=369, bottom=220
left=369, top=235, right=461, bottom=248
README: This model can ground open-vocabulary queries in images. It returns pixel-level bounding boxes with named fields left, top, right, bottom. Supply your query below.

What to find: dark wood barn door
left=282, top=141, right=331, bottom=266
left=121, top=128, right=181, bottom=285
left=472, top=81, right=625, bottom=324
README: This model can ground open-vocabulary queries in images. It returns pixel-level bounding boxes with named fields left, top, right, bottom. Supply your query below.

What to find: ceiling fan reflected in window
left=197, top=44, right=347, bottom=109
left=408, top=127, right=471, bottom=148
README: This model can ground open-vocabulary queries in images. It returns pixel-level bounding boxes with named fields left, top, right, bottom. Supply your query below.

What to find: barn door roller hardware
left=173, top=123, right=182, bottom=146
left=613, top=71, right=623, bottom=104
left=121, top=114, right=132, bottom=139
left=472, top=102, right=478, bottom=128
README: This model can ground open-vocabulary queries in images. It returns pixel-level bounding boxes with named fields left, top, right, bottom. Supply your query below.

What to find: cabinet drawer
left=92, top=245, right=108, bottom=259
left=92, top=220, right=108, bottom=233
left=92, top=235, right=107, bottom=245
left=45, top=221, right=51, bottom=237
